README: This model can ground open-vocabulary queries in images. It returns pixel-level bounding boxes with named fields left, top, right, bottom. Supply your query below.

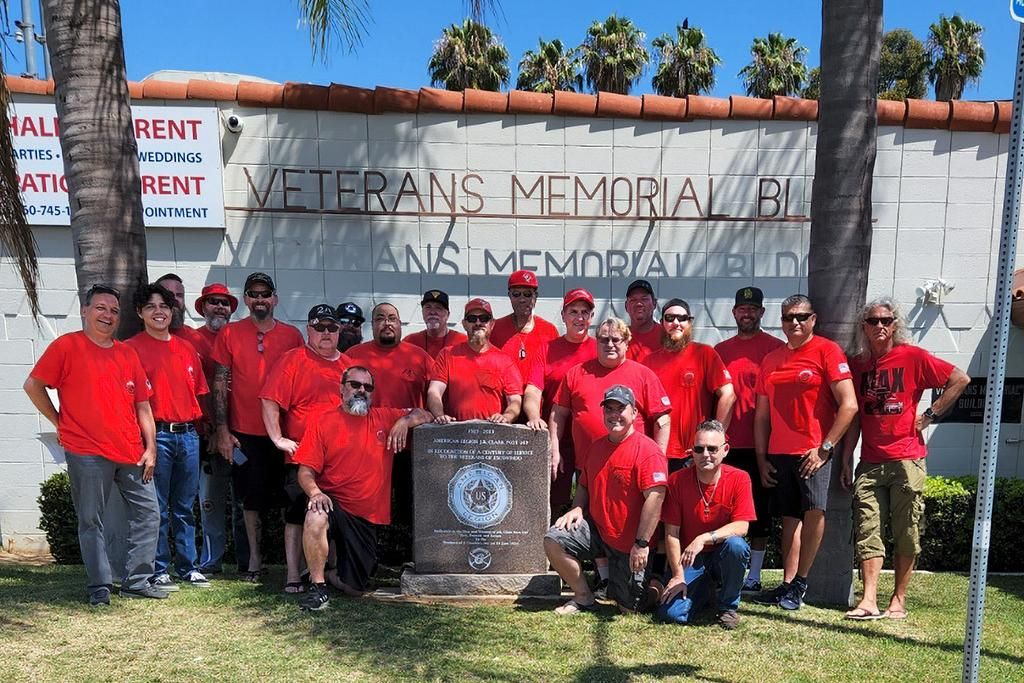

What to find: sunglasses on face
left=692, top=445, right=721, bottom=454
left=206, top=298, right=231, bottom=307
left=465, top=314, right=492, bottom=323
left=311, top=322, right=340, bottom=333
left=663, top=313, right=693, bottom=323
left=246, top=289, right=273, bottom=299
left=510, top=291, right=536, bottom=299
left=781, top=312, right=814, bottom=323
left=864, top=316, right=895, bottom=327
left=337, top=318, right=361, bottom=326
left=597, top=335, right=625, bottom=346
left=256, top=331, right=265, bottom=353
left=344, top=380, right=375, bottom=392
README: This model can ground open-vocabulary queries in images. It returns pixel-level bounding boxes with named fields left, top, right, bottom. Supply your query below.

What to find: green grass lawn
left=0, top=565, right=1021, bottom=682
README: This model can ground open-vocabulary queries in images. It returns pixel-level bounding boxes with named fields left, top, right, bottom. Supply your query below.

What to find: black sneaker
left=593, top=578, right=609, bottom=601
left=752, top=582, right=790, bottom=606
left=121, top=585, right=170, bottom=599
left=89, top=587, right=111, bottom=607
left=717, top=610, right=740, bottom=630
left=741, top=580, right=762, bottom=594
left=300, top=583, right=330, bottom=611
left=779, top=581, right=807, bottom=611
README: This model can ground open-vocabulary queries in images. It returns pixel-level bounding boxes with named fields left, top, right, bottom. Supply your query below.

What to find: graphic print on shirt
left=860, top=366, right=906, bottom=415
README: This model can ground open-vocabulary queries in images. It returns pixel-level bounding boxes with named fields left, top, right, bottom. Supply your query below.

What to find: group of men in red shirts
left=25, top=269, right=968, bottom=624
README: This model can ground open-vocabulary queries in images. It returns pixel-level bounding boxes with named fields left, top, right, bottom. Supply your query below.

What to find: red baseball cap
left=194, top=283, right=238, bottom=316
left=464, top=298, right=493, bottom=315
left=508, top=269, right=538, bottom=289
left=563, top=288, right=595, bottom=309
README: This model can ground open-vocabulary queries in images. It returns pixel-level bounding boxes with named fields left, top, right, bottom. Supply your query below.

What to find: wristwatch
left=820, top=441, right=835, bottom=458
left=923, top=407, right=938, bottom=421
left=634, top=538, right=649, bottom=548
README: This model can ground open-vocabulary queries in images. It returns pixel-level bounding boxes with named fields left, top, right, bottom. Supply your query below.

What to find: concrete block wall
left=1, top=97, right=1020, bottom=549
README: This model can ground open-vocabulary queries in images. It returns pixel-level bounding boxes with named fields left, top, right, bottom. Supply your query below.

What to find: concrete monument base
left=400, top=568, right=562, bottom=597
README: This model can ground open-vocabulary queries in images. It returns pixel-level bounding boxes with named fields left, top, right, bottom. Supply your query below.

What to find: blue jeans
left=198, top=447, right=249, bottom=573
left=657, top=536, right=751, bottom=624
left=153, top=429, right=201, bottom=577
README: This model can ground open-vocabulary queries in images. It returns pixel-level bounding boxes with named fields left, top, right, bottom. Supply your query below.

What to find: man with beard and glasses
left=127, top=283, right=210, bottom=591
left=752, top=294, right=857, bottom=611
left=624, top=279, right=662, bottom=363
left=295, top=367, right=432, bottom=611
left=490, top=270, right=559, bottom=392
left=427, top=298, right=523, bottom=423
left=642, top=299, right=735, bottom=473
left=211, top=272, right=304, bottom=582
left=715, top=286, right=784, bottom=593
left=404, top=290, right=467, bottom=358
left=260, top=305, right=352, bottom=594
left=335, top=301, right=365, bottom=353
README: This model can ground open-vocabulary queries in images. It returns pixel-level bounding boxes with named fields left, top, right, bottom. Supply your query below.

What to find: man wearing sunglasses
left=427, top=298, right=523, bottom=423
left=260, top=304, right=352, bottom=594
left=752, top=295, right=858, bottom=611
left=657, top=420, right=756, bottom=630
left=643, top=299, right=736, bottom=473
left=24, top=284, right=165, bottom=603
left=334, top=301, right=365, bottom=353
left=404, top=290, right=468, bottom=359
left=490, top=270, right=559, bottom=392
left=841, top=297, right=969, bottom=621
left=211, top=272, right=304, bottom=582
left=295, top=366, right=432, bottom=611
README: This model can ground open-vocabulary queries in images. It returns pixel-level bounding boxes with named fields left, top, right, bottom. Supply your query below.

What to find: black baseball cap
left=421, top=289, right=450, bottom=311
left=626, top=279, right=655, bottom=298
left=662, top=298, right=691, bottom=315
left=735, top=286, right=764, bottom=307
left=335, top=301, right=364, bottom=324
left=307, top=304, right=338, bottom=324
left=601, top=384, right=636, bottom=409
left=244, top=272, right=276, bottom=292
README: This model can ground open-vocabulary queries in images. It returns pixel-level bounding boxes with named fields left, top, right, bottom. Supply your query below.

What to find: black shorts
left=725, top=448, right=773, bottom=537
left=232, top=433, right=285, bottom=513
left=668, top=457, right=692, bottom=474
left=769, top=453, right=831, bottom=518
left=327, top=503, right=379, bottom=592
left=283, top=463, right=308, bottom=525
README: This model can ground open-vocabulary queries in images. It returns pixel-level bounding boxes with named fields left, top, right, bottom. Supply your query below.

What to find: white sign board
left=1013, top=0, right=1024, bottom=24
left=9, top=103, right=225, bottom=227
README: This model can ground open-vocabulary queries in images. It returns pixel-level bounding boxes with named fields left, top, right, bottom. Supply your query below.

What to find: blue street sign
left=1012, top=0, right=1024, bottom=24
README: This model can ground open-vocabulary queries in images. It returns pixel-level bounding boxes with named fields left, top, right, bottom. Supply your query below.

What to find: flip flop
left=555, top=599, right=596, bottom=615
left=884, top=608, right=909, bottom=620
left=844, top=607, right=884, bottom=621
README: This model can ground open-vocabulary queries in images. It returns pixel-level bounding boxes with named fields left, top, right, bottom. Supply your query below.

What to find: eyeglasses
left=344, top=380, right=375, bottom=392
left=465, top=314, right=492, bottom=323
left=663, top=314, right=692, bottom=323
left=245, top=289, right=273, bottom=299
left=597, top=335, right=625, bottom=346
left=864, top=316, right=895, bottom=327
left=337, top=318, right=361, bottom=326
left=256, top=331, right=265, bottom=353
left=692, top=445, right=721, bottom=454
left=311, top=322, right=340, bottom=333
left=781, top=312, right=814, bottom=323
left=206, top=298, right=231, bottom=307
left=373, top=316, right=400, bottom=324
left=510, top=291, right=536, bottom=299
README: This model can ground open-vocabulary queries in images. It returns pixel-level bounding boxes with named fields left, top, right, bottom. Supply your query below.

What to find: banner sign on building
left=9, top=103, right=225, bottom=228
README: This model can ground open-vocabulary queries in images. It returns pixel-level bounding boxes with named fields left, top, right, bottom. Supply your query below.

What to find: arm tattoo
left=213, top=364, right=231, bottom=427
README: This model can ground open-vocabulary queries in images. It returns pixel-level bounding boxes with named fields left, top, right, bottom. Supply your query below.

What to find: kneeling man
left=293, top=366, right=431, bottom=610
left=544, top=385, right=667, bottom=614
left=657, top=420, right=755, bottom=629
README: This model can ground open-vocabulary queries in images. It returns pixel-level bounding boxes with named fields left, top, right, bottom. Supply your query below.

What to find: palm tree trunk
left=43, top=0, right=147, bottom=339
left=806, top=0, right=882, bottom=606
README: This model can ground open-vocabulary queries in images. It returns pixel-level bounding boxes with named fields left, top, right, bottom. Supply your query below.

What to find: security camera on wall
left=224, top=114, right=244, bottom=134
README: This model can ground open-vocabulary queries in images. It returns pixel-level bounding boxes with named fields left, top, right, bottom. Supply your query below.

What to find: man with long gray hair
left=841, top=297, right=969, bottom=620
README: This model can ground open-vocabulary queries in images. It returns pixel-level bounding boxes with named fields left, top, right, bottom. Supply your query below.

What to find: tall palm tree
left=577, top=14, right=650, bottom=95
left=806, top=0, right=883, bottom=606
left=428, top=19, right=510, bottom=91
left=801, top=66, right=821, bottom=99
left=651, top=21, right=721, bottom=97
left=516, top=38, right=582, bottom=93
left=739, top=32, right=808, bottom=98
left=926, top=14, right=985, bottom=101
left=878, top=28, right=928, bottom=101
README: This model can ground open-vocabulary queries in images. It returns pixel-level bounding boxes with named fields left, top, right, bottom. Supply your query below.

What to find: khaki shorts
left=853, top=458, right=927, bottom=561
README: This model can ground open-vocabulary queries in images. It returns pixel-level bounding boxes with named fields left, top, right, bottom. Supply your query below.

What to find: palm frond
left=297, top=0, right=370, bottom=62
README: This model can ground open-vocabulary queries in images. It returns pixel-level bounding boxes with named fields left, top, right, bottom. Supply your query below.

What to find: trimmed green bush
left=36, top=471, right=81, bottom=564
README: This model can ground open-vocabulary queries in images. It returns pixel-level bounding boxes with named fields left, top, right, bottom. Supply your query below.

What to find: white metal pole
left=961, top=21, right=1024, bottom=683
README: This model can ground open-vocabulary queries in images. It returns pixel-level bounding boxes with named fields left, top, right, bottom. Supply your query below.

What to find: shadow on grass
left=988, top=575, right=1024, bottom=602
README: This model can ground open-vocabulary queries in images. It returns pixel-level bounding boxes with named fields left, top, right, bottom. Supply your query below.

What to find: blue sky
left=6, top=1, right=1018, bottom=101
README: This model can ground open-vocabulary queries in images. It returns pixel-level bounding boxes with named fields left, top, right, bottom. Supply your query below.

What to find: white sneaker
left=185, top=570, right=211, bottom=588
left=150, top=573, right=180, bottom=592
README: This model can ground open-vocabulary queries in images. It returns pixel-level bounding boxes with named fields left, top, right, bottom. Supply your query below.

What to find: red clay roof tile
left=995, top=101, right=1013, bottom=134
left=686, top=95, right=730, bottom=119
left=328, top=84, right=374, bottom=114
left=142, top=80, right=188, bottom=100
left=553, top=91, right=597, bottom=117
left=774, top=96, right=817, bottom=121
left=876, top=99, right=907, bottom=126
left=283, top=82, right=329, bottom=110
left=730, top=95, right=773, bottom=119
left=641, top=94, right=686, bottom=120
left=597, top=91, right=642, bottom=118
left=464, top=88, right=507, bottom=113
left=508, top=90, right=553, bottom=114
left=374, top=86, right=418, bottom=113
left=950, top=101, right=997, bottom=132
left=236, top=81, right=283, bottom=107
left=419, top=87, right=462, bottom=113
left=905, top=99, right=951, bottom=129
left=187, top=79, right=237, bottom=102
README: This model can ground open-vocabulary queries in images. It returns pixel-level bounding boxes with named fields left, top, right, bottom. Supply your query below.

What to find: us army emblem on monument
left=448, top=462, right=513, bottom=529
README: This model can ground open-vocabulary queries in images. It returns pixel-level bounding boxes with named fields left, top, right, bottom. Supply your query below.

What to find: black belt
left=156, top=421, right=195, bottom=433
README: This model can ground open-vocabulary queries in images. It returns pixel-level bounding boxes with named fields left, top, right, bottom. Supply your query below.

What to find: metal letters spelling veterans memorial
left=412, top=421, right=549, bottom=575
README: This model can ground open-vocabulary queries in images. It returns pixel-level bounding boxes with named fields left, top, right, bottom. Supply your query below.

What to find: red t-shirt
left=527, top=336, right=598, bottom=420
left=404, top=328, right=469, bottom=359
left=627, top=325, right=663, bottom=362
left=756, top=335, right=852, bottom=455
left=490, top=314, right=560, bottom=389
left=850, top=345, right=954, bottom=463
left=173, top=325, right=219, bottom=423
left=292, top=406, right=407, bottom=524
left=662, top=464, right=757, bottom=552
left=553, top=359, right=671, bottom=458
left=210, top=318, right=304, bottom=435
left=258, top=346, right=349, bottom=442
left=580, top=431, right=669, bottom=553
left=30, top=331, right=152, bottom=464
left=429, top=344, right=523, bottom=420
left=715, top=332, right=785, bottom=449
left=126, top=332, right=208, bottom=423
left=345, top=341, right=432, bottom=409
left=642, top=343, right=732, bottom=459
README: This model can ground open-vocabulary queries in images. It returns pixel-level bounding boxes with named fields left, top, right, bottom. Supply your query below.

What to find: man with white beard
left=404, top=290, right=468, bottom=358
left=294, top=366, right=431, bottom=610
